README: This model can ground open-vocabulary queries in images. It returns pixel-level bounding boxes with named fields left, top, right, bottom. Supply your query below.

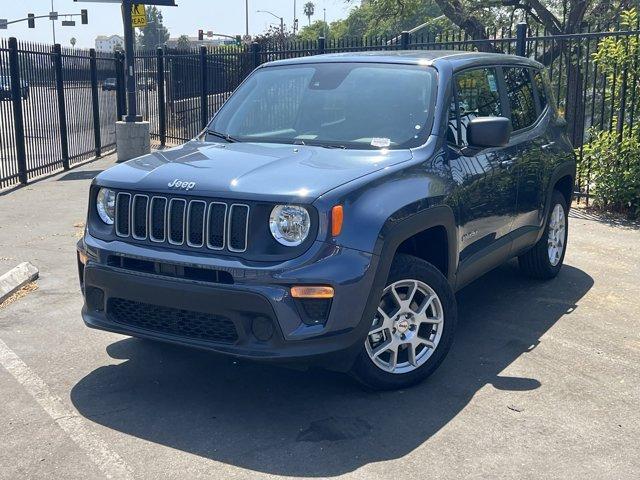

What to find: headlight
left=96, top=188, right=116, bottom=225
left=269, top=205, right=311, bottom=246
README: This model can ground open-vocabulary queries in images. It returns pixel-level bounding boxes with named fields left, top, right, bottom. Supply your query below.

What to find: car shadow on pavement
left=70, top=262, right=593, bottom=477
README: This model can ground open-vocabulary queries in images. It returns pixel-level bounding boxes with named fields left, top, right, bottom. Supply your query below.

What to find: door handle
left=541, top=141, right=556, bottom=150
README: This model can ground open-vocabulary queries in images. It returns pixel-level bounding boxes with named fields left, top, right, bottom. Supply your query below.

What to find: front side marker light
left=78, top=250, right=89, bottom=265
left=291, top=286, right=334, bottom=299
left=331, top=205, right=343, bottom=237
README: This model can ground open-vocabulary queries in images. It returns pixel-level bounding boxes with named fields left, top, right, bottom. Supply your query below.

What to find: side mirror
left=467, top=116, right=512, bottom=149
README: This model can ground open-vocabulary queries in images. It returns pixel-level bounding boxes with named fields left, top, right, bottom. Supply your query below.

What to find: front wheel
left=350, top=254, right=457, bottom=390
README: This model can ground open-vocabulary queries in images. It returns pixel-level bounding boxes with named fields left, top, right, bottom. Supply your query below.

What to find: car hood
left=96, top=140, right=414, bottom=202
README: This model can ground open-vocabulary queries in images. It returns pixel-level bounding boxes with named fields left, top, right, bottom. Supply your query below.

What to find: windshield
left=208, top=62, right=436, bottom=150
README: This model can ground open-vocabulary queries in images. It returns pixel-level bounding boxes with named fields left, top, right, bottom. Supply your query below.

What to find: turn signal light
left=331, top=205, right=343, bottom=237
left=78, top=250, right=89, bottom=265
left=291, top=286, right=335, bottom=299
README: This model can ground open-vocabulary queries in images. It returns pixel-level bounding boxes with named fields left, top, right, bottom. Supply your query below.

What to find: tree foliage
left=580, top=8, right=640, bottom=218
left=304, top=2, right=316, bottom=25
left=176, top=35, right=191, bottom=50
left=137, top=6, right=170, bottom=50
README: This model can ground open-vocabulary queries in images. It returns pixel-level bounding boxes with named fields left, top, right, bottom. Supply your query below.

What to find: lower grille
left=108, top=298, right=238, bottom=344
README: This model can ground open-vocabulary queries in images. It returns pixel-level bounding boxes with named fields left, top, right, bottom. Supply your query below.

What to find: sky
left=1, top=0, right=356, bottom=48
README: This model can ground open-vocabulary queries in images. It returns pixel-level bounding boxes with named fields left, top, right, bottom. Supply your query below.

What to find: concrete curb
left=0, top=262, right=39, bottom=304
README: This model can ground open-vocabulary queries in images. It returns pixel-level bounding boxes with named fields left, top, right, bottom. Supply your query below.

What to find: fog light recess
left=251, top=316, right=275, bottom=342
left=85, top=286, right=105, bottom=312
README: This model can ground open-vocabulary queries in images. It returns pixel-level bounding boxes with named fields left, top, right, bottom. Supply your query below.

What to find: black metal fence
left=3, top=22, right=639, bottom=197
left=0, top=38, right=118, bottom=191
left=133, top=25, right=639, bottom=202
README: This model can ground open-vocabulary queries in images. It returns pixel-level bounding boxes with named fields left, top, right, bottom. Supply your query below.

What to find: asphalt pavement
left=0, top=156, right=638, bottom=479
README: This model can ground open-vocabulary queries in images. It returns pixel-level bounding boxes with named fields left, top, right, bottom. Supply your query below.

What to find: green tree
left=137, top=6, right=170, bottom=50
left=297, top=20, right=330, bottom=40
left=304, top=2, right=316, bottom=26
left=580, top=8, right=640, bottom=218
left=176, top=34, right=191, bottom=50
left=339, top=0, right=443, bottom=37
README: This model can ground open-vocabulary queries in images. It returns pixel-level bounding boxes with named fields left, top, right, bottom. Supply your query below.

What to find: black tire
left=350, top=254, right=457, bottom=390
left=518, top=190, right=568, bottom=279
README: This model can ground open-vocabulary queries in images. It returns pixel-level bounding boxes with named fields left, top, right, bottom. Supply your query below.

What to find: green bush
left=580, top=8, right=640, bottom=219
left=580, top=128, right=640, bottom=218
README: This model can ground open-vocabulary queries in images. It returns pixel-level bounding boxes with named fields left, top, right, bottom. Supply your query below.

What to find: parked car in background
left=137, top=78, right=156, bottom=91
left=78, top=51, right=575, bottom=390
left=0, top=76, right=29, bottom=100
left=102, top=78, right=117, bottom=91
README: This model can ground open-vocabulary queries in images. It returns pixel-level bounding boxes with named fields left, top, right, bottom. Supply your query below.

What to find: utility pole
left=121, top=0, right=139, bottom=122
left=323, top=7, right=326, bottom=38
left=51, top=0, right=56, bottom=43
left=293, top=0, right=297, bottom=35
left=245, top=0, right=249, bottom=36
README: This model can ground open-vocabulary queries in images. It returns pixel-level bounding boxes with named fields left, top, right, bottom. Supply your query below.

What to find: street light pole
left=51, top=0, right=56, bottom=43
left=121, top=0, right=140, bottom=122
left=245, top=0, right=249, bottom=36
left=293, top=0, right=296, bottom=35
left=257, top=9, right=284, bottom=38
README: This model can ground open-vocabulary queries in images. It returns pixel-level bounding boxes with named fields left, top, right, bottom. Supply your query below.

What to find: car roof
left=262, top=50, right=543, bottom=71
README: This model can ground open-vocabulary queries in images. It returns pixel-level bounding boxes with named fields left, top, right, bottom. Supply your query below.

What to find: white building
left=95, top=35, right=125, bottom=52
left=165, top=36, right=230, bottom=49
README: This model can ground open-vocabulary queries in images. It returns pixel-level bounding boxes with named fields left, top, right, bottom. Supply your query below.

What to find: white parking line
left=0, top=337, right=134, bottom=480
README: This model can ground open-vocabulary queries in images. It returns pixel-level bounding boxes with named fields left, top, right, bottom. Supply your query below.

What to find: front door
left=445, top=67, right=518, bottom=286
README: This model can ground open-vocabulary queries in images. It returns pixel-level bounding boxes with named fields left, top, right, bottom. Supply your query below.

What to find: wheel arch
left=375, top=204, right=458, bottom=287
left=543, top=161, right=575, bottom=225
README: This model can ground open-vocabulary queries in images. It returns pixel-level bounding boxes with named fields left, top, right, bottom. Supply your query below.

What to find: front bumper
left=78, top=233, right=380, bottom=370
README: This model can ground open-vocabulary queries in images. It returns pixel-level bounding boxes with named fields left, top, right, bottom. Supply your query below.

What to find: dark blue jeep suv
left=77, top=51, right=575, bottom=390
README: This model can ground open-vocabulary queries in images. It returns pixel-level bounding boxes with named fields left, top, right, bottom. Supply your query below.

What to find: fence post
left=53, top=44, right=70, bottom=170
left=89, top=49, right=102, bottom=157
left=157, top=47, right=166, bottom=147
left=515, top=22, right=527, bottom=57
left=318, top=36, right=326, bottom=54
left=400, top=31, right=410, bottom=50
left=8, top=38, right=28, bottom=185
left=200, top=45, right=208, bottom=130
left=251, top=42, right=261, bottom=70
left=115, top=51, right=126, bottom=121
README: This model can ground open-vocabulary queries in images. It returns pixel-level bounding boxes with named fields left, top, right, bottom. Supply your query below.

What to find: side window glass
left=504, top=67, right=537, bottom=131
left=453, top=68, right=502, bottom=146
left=533, top=69, right=548, bottom=112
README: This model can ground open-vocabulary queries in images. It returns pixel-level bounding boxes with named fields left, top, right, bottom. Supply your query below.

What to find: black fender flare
left=537, top=160, right=576, bottom=242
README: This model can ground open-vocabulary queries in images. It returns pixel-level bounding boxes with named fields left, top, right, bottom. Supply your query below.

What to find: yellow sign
left=131, top=4, right=147, bottom=28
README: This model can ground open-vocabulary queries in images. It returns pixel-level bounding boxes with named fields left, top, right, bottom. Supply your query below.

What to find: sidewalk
left=0, top=155, right=116, bottom=275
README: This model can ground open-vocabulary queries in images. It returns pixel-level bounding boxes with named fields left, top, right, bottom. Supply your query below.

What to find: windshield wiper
left=317, top=144, right=346, bottom=149
left=205, top=129, right=240, bottom=143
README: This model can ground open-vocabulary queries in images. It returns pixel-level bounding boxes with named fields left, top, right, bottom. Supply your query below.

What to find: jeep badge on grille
left=168, top=179, right=196, bottom=191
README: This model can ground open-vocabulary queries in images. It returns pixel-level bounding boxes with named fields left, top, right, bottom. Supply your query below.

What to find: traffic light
left=198, top=29, right=204, bottom=41
left=81, top=9, right=88, bottom=25
left=235, top=35, right=241, bottom=46
left=27, top=13, right=35, bottom=28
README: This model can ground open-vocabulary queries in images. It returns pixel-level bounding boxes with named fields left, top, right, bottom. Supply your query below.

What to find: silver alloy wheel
left=365, top=279, right=444, bottom=374
left=547, top=203, right=566, bottom=267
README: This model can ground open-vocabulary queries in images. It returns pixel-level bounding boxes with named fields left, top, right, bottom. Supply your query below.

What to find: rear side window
left=449, top=67, right=503, bottom=146
left=533, top=69, right=548, bottom=111
left=503, top=67, right=537, bottom=131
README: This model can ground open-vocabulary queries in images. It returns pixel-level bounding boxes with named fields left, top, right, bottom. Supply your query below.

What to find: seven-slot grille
left=115, top=192, right=249, bottom=253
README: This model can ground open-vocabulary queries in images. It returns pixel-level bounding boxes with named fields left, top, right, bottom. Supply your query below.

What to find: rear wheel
left=518, top=190, right=568, bottom=279
left=350, top=254, right=457, bottom=390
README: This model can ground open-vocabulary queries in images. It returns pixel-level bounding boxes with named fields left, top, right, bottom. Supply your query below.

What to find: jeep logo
left=168, top=179, right=196, bottom=191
